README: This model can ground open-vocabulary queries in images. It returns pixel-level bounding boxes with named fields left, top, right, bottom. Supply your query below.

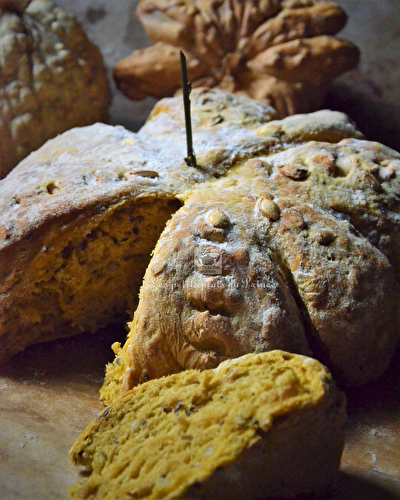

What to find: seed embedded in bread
left=207, top=208, right=230, bottom=228
left=258, top=197, right=281, bottom=220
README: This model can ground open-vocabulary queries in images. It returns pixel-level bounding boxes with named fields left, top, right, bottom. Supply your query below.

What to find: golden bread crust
left=101, top=186, right=398, bottom=401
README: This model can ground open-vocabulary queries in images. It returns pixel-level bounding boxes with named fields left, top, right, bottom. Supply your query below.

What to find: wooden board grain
left=0, top=326, right=399, bottom=500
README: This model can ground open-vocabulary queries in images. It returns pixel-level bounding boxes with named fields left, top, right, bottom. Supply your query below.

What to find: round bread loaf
left=69, top=350, right=347, bottom=500
left=0, top=88, right=399, bottom=390
left=0, top=0, right=111, bottom=178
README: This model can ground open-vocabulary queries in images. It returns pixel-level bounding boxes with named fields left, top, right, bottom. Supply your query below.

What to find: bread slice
left=69, top=350, right=346, bottom=500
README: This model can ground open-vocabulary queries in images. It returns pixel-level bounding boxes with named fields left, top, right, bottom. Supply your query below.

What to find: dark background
left=53, top=0, right=400, bottom=152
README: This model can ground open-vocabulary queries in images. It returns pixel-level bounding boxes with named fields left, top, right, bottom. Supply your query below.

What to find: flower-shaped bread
left=114, top=0, right=359, bottom=117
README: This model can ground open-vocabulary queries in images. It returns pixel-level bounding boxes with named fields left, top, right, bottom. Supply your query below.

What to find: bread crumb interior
left=0, top=197, right=181, bottom=360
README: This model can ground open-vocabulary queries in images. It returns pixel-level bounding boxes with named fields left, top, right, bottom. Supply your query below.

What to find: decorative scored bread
left=69, top=350, right=347, bottom=500
left=114, top=0, right=359, bottom=118
left=0, top=88, right=399, bottom=390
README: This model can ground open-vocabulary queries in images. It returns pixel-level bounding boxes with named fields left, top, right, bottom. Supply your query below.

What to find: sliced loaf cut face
left=0, top=194, right=181, bottom=361
left=70, top=351, right=347, bottom=500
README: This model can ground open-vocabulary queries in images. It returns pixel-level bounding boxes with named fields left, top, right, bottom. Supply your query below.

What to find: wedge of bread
left=70, top=350, right=346, bottom=500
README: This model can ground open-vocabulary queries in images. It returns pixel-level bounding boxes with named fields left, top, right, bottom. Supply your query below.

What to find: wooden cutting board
left=1, top=325, right=399, bottom=499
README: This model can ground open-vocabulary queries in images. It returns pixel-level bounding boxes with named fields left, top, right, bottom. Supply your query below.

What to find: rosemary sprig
left=180, top=50, right=197, bottom=168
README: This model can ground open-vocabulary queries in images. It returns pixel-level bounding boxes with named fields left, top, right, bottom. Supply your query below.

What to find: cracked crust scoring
left=0, top=88, right=399, bottom=390
left=0, top=0, right=111, bottom=177
left=101, top=186, right=398, bottom=401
